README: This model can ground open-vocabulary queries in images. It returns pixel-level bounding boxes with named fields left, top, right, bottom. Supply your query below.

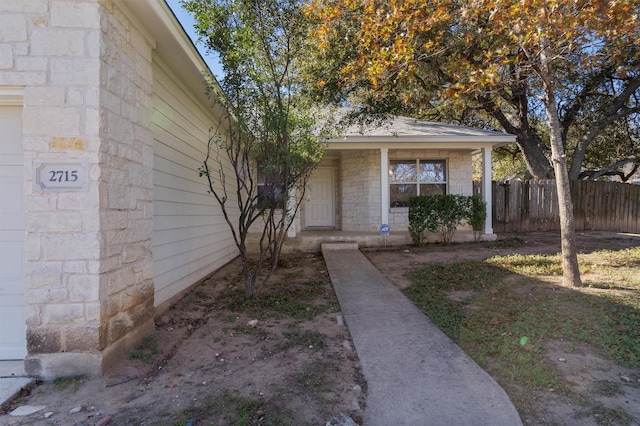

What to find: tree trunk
left=548, top=110, right=583, bottom=287
left=480, top=95, right=554, bottom=179
left=240, top=247, right=257, bottom=299
left=515, top=131, right=554, bottom=179
left=539, top=38, right=582, bottom=287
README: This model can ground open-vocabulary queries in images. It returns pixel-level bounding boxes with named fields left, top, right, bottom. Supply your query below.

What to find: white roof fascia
left=326, top=137, right=515, bottom=150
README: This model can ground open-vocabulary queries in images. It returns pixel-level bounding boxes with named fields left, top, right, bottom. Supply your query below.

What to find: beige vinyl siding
left=152, top=58, right=238, bottom=307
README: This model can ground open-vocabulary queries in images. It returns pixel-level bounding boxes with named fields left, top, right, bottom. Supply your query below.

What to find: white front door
left=0, top=105, right=26, bottom=360
left=305, top=167, right=334, bottom=227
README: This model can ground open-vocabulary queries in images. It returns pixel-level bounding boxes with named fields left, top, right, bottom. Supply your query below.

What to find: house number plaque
left=34, top=161, right=88, bottom=191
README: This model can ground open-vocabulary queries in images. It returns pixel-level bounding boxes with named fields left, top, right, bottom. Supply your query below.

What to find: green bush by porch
left=408, top=194, right=487, bottom=245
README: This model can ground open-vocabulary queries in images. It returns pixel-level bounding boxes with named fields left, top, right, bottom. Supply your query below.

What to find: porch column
left=380, top=148, right=389, bottom=226
left=481, top=146, right=493, bottom=234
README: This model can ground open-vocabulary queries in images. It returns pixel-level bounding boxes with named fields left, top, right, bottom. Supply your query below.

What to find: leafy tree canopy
left=305, top=0, right=639, bottom=181
left=304, top=0, right=640, bottom=287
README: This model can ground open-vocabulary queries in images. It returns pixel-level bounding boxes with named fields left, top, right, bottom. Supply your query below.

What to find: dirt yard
left=1, top=231, right=639, bottom=425
left=1, top=253, right=366, bottom=425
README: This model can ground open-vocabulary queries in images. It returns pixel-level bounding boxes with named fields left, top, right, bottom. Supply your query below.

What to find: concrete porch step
left=320, top=242, right=359, bottom=251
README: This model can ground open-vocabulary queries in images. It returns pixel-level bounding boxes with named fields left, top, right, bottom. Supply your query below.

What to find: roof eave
left=326, top=135, right=515, bottom=150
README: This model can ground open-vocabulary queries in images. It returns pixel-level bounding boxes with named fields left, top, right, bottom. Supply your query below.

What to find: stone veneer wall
left=97, top=0, right=155, bottom=368
left=340, top=150, right=380, bottom=232
left=335, top=149, right=472, bottom=232
left=0, top=0, right=154, bottom=379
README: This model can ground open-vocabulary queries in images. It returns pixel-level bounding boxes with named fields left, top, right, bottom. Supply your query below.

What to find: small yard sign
left=380, top=223, right=390, bottom=235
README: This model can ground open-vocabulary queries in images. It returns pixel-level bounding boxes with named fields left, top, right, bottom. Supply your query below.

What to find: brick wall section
left=0, top=0, right=154, bottom=377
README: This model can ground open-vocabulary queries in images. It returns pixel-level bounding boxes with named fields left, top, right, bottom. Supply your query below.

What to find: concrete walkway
left=321, top=243, right=522, bottom=426
left=0, top=361, right=33, bottom=410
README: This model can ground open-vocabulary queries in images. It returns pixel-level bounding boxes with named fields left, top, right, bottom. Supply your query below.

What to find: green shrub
left=408, top=196, right=432, bottom=246
left=468, top=195, right=487, bottom=242
left=408, top=194, right=487, bottom=245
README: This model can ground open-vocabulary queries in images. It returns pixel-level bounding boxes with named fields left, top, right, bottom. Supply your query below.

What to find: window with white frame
left=389, top=159, right=447, bottom=207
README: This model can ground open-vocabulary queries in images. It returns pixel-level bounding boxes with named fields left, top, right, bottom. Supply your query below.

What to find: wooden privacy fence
left=473, top=180, right=640, bottom=233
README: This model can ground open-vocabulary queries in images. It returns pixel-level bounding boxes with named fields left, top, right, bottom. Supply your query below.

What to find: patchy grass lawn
left=403, top=246, right=640, bottom=425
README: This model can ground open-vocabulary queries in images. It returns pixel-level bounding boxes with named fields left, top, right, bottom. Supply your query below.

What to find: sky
left=164, top=0, right=224, bottom=80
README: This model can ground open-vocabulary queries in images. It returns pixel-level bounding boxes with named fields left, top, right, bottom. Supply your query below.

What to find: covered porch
left=286, top=117, right=516, bottom=247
